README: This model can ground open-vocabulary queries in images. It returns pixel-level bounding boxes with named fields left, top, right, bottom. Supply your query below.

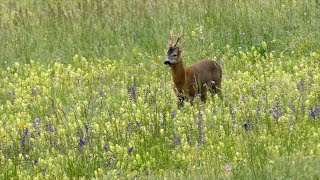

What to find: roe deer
left=164, top=31, right=222, bottom=107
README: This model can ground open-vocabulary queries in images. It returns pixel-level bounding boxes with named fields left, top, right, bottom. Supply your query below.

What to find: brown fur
left=164, top=32, right=222, bottom=107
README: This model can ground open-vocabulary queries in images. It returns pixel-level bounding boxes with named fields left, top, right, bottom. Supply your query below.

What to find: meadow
left=0, top=0, right=320, bottom=179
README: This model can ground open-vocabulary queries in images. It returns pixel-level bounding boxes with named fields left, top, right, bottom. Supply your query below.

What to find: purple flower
left=45, top=123, right=54, bottom=133
left=135, top=121, right=141, bottom=127
left=128, top=146, right=134, bottom=154
left=131, top=88, right=136, bottom=99
left=225, top=165, right=232, bottom=172
left=78, top=139, right=86, bottom=148
left=171, top=110, right=176, bottom=119
left=34, top=118, right=40, bottom=123
left=310, top=108, right=316, bottom=119
left=24, top=128, right=29, bottom=136
left=127, top=87, right=136, bottom=100
left=103, top=143, right=109, bottom=151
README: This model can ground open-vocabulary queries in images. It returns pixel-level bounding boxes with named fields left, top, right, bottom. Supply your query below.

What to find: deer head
left=164, top=31, right=186, bottom=66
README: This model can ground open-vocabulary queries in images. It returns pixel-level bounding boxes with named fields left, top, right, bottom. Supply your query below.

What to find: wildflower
left=45, top=123, right=54, bottom=133
left=103, top=143, right=109, bottom=151
left=128, top=146, right=134, bottom=154
left=197, top=113, right=203, bottom=146
left=310, top=108, right=315, bottom=119
left=105, top=161, right=110, bottom=169
left=225, top=165, right=232, bottom=172
left=171, top=110, right=176, bottom=119
left=127, top=87, right=136, bottom=100
left=126, top=122, right=132, bottom=131
left=173, top=133, right=181, bottom=145
left=18, top=123, right=25, bottom=129
left=99, top=90, right=104, bottom=97
left=78, top=139, right=86, bottom=148
left=296, top=80, right=304, bottom=92
left=243, top=122, right=250, bottom=131
left=135, top=121, right=141, bottom=127
left=41, top=168, right=46, bottom=175
left=24, top=128, right=29, bottom=136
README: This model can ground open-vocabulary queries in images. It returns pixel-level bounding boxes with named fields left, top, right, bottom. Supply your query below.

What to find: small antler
left=167, top=31, right=173, bottom=48
left=174, top=32, right=183, bottom=47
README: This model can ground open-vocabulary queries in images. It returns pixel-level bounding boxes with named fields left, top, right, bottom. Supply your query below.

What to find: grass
left=0, top=0, right=320, bottom=179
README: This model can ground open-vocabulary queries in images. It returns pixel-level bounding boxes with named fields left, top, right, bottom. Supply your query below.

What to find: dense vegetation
left=0, top=0, right=319, bottom=179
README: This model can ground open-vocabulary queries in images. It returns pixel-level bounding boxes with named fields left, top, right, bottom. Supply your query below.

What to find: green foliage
left=0, top=0, right=320, bottom=179
left=1, top=0, right=320, bottom=65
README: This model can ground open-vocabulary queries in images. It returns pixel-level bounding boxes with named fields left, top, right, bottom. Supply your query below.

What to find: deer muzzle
left=164, top=56, right=171, bottom=65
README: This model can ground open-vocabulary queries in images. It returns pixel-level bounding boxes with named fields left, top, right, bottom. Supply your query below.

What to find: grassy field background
left=0, top=0, right=320, bottom=179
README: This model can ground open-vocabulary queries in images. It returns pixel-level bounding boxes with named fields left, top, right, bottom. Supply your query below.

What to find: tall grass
left=0, top=0, right=320, bottom=179
left=1, top=0, right=320, bottom=65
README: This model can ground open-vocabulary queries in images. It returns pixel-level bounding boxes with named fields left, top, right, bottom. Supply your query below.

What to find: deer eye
left=172, top=54, right=177, bottom=57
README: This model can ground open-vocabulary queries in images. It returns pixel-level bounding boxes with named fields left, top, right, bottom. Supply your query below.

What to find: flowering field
left=1, top=45, right=319, bottom=179
left=1, top=0, right=320, bottom=179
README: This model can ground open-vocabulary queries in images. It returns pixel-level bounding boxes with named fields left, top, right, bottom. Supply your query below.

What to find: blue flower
left=103, top=143, right=109, bottom=151
left=128, top=146, right=134, bottom=154
left=310, top=108, right=316, bottom=119
left=78, top=139, right=86, bottom=148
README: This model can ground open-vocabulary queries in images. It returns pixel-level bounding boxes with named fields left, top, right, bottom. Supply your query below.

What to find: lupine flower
left=131, top=88, right=136, bottom=99
left=127, top=87, right=136, bottom=100
left=78, top=139, right=86, bottom=148
left=128, top=146, right=134, bottom=154
left=171, top=110, right=176, bottom=119
left=103, top=143, right=109, bottom=151
left=310, top=108, right=316, bottom=119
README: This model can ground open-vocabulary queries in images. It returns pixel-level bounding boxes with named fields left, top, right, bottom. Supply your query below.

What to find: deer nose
left=164, top=60, right=171, bottom=65
left=164, top=56, right=171, bottom=65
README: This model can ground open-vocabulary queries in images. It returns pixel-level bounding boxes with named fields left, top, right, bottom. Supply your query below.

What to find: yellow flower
left=1, top=131, right=6, bottom=138
left=18, top=123, right=25, bottom=129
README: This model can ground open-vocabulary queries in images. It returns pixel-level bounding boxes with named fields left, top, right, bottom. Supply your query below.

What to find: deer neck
left=170, top=60, right=186, bottom=94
